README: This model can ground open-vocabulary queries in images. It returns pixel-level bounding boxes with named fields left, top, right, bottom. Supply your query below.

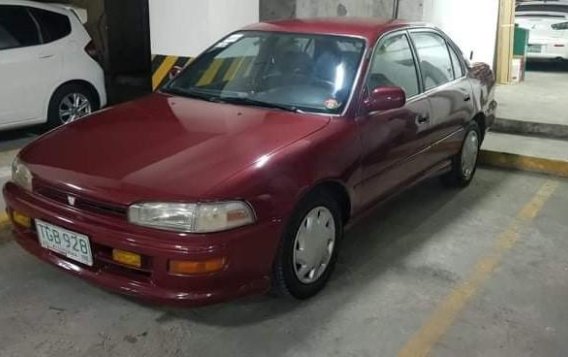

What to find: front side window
left=411, top=32, right=454, bottom=90
left=367, top=33, right=419, bottom=98
left=448, top=45, right=465, bottom=78
left=30, top=8, right=71, bottom=43
left=0, top=6, right=41, bottom=50
left=166, top=31, right=366, bottom=114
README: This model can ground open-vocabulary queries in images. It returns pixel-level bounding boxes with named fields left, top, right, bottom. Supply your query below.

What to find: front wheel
left=441, top=122, right=481, bottom=188
left=272, top=190, right=343, bottom=299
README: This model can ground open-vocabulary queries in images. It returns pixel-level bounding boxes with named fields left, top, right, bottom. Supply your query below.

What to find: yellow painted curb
left=479, top=150, right=568, bottom=178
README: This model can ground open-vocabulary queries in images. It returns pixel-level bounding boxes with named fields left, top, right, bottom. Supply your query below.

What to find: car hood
left=21, top=93, right=330, bottom=204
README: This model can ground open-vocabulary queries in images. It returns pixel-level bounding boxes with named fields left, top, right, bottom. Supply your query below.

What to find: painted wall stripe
left=152, top=56, right=178, bottom=90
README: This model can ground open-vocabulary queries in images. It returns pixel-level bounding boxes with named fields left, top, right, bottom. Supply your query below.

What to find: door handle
left=39, top=54, right=55, bottom=59
left=464, top=94, right=472, bottom=102
left=416, top=114, right=430, bottom=124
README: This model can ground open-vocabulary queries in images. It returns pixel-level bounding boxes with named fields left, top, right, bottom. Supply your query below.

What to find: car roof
left=243, top=18, right=430, bottom=43
left=0, top=0, right=70, bottom=15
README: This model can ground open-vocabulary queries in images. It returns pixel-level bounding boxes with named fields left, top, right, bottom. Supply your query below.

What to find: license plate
left=528, top=44, right=542, bottom=53
left=36, top=220, right=93, bottom=266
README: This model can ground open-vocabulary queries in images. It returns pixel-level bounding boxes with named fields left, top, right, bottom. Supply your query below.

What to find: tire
left=441, top=121, right=481, bottom=188
left=272, top=190, right=343, bottom=299
left=47, top=83, right=97, bottom=129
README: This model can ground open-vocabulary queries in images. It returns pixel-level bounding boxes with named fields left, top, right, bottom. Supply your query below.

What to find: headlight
left=128, top=201, right=255, bottom=233
left=11, top=157, right=33, bottom=191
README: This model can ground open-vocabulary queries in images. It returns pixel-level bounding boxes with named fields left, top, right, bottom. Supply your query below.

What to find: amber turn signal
left=112, top=249, right=142, bottom=268
left=12, top=211, right=31, bottom=228
left=169, top=258, right=226, bottom=275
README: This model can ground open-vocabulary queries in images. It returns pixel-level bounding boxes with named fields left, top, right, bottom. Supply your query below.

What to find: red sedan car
left=4, top=18, right=496, bottom=305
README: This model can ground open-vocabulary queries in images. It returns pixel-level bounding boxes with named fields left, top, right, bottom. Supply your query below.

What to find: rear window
left=517, top=4, right=568, bottom=13
left=30, top=8, right=71, bottom=43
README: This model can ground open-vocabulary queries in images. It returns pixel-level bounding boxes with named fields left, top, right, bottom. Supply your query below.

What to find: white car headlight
left=11, top=157, right=33, bottom=191
left=128, top=201, right=255, bottom=233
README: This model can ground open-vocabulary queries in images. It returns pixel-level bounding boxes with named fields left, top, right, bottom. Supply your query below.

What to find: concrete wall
left=149, top=0, right=259, bottom=57
left=261, top=0, right=296, bottom=20
left=423, top=0, right=499, bottom=67
left=296, top=0, right=394, bottom=19
left=275, top=0, right=425, bottom=21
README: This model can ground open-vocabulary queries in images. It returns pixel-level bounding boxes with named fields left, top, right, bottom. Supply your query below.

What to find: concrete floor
left=0, top=168, right=567, bottom=357
left=496, top=66, right=568, bottom=125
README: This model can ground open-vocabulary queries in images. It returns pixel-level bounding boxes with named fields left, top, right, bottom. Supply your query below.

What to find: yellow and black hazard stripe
left=151, top=55, right=193, bottom=90
left=151, top=55, right=256, bottom=91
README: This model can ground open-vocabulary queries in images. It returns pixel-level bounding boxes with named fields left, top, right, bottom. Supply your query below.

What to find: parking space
left=0, top=168, right=566, bottom=357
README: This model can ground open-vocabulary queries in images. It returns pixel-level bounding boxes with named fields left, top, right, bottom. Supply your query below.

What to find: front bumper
left=3, top=182, right=282, bottom=306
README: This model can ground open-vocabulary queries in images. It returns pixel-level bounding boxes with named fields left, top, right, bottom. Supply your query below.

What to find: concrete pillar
left=295, top=0, right=395, bottom=19
left=260, top=0, right=295, bottom=20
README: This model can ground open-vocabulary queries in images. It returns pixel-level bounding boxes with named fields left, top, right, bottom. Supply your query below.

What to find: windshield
left=165, top=31, right=366, bottom=114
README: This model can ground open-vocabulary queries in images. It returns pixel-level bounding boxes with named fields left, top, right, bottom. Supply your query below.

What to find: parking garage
left=1, top=1, right=567, bottom=356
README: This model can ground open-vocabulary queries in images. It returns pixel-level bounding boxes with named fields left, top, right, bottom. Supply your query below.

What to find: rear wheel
left=47, top=84, right=97, bottom=128
left=273, top=190, right=343, bottom=299
left=442, top=122, right=481, bottom=187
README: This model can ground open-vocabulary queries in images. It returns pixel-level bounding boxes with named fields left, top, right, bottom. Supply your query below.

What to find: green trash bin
left=514, top=25, right=529, bottom=57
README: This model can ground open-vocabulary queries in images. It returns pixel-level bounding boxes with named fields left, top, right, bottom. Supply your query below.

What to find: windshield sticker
left=324, top=98, right=341, bottom=110
left=215, top=34, right=244, bottom=48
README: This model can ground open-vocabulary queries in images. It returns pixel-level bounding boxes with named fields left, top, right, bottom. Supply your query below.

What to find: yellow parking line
left=398, top=179, right=559, bottom=357
left=152, top=56, right=178, bottom=90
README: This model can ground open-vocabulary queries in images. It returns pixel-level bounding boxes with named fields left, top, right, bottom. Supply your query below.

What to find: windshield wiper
left=161, top=87, right=223, bottom=103
left=220, top=96, right=300, bottom=113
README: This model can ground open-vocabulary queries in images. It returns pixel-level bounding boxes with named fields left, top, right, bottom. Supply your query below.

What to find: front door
left=357, top=32, right=431, bottom=208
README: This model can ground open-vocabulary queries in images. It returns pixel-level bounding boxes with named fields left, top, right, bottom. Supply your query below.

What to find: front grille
left=34, top=180, right=127, bottom=218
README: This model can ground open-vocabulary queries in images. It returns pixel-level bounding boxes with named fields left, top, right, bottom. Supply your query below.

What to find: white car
left=516, top=1, right=568, bottom=61
left=0, top=0, right=107, bottom=130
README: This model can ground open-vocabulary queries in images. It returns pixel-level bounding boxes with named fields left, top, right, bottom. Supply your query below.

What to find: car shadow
left=148, top=168, right=509, bottom=330
left=0, top=125, right=43, bottom=151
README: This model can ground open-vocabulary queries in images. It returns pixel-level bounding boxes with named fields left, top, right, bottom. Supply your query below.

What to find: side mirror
left=169, top=66, right=183, bottom=80
left=364, top=86, right=406, bottom=113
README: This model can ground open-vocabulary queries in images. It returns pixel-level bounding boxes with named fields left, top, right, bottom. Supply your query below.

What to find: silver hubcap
left=293, top=206, right=336, bottom=284
left=59, top=93, right=91, bottom=123
left=461, top=130, right=479, bottom=179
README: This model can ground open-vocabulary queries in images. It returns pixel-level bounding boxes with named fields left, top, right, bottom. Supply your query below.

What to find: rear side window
left=411, top=32, right=454, bottom=90
left=0, top=5, right=41, bottom=50
left=448, top=45, right=465, bottom=78
left=367, top=33, right=420, bottom=97
left=30, top=8, right=71, bottom=43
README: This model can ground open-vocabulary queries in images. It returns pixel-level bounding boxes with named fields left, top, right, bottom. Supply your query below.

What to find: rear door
left=409, top=30, right=475, bottom=165
left=0, top=5, right=61, bottom=127
left=357, top=31, right=432, bottom=206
